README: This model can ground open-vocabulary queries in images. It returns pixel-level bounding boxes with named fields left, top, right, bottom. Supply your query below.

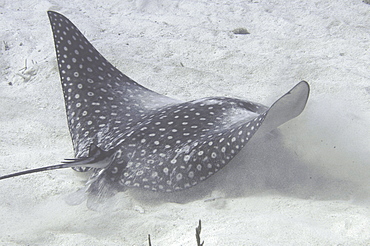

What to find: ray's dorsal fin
left=0, top=145, right=114, bottom=180
left=47, top=11, right=180, bottom=157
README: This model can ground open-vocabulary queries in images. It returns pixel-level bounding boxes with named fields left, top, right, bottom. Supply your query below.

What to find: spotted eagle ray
left=0, top=11, right=309, bottom=204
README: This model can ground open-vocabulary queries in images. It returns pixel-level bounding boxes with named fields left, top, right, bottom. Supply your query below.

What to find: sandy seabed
left=0, top=0, right=369, bottom=245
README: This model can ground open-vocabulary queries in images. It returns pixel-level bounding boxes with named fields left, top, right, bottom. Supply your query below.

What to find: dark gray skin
left=0, top=11, right=310, bottom=206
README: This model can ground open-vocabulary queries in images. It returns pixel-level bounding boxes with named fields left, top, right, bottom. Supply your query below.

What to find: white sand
left=0, top=0, right=369, bottom=245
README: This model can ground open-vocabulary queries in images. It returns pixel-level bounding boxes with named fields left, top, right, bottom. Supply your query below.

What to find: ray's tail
left=0, top=162, right=73, bottom=180
left=0, top=145, right=115, bottom=180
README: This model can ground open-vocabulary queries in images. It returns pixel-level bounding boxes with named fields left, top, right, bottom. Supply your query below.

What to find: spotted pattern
left=115, top=98, right=268, bottom=192
left=48, top=11, right=270, bottom=193
left=48, top=11, right=179, bottom=163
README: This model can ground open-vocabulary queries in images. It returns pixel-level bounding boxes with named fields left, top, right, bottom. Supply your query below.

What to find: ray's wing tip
left=295, top=80, right=310, bottom=96
left=296, top=80, right=310, bottom=103
left=47, top=10, right=58, bottom=18
left=298, top=80, right=309, bottom=85
left=259, top=80, right=311, bottom=132
left=47, top=10, right=60, bottom=16
left=47, top=10, right=67, bottom=22
left=285, top=80, right=310, bottom=107
left=47, top=11, right=61, bottom=24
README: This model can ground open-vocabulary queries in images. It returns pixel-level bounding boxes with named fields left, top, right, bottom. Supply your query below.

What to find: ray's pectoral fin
left=0, top=145, right=114, bottom=180
left=258, top=81, right=310, bottom=135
